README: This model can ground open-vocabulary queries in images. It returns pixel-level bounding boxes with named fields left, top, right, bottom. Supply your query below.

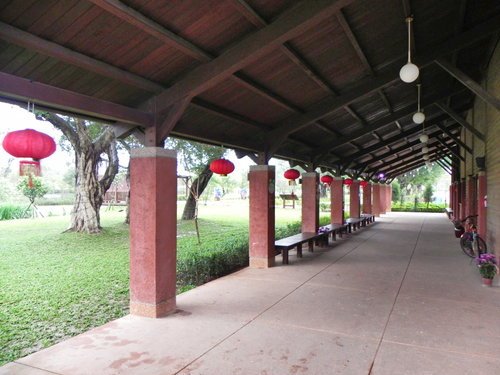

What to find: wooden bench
left=320, top=223, right=350, bottom=242
left=279, top=193, right=299, bottom=208
left=361, top=213, right=375, bottom=224
left=444, top=207, right=453, bottom=219
left=346, top=217, right=368, bottom=232
left=275, top=232, right=327, bottom=264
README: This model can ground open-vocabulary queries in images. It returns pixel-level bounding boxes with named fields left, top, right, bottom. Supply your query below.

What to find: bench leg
left=332, top=231, right=337, bottom=241
left=282, top=249, right=289, bottom=264
left=308, top=240, right=314, bottom=252
left=297, top=244, right=303, bottom=258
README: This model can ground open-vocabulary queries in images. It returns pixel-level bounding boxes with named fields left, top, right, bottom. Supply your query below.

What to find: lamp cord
left=406, top=17, right=413, bottom=63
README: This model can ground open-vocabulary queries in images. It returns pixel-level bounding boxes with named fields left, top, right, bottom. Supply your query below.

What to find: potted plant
left=475, top=253, right=499, bottom=286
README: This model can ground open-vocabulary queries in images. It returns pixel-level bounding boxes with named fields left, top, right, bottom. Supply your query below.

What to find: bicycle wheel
left=460, top=234, right=475, bottom=258
left=476, top=236, right=487, bottom=255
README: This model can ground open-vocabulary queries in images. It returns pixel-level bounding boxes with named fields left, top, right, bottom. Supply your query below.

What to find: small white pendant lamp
left=421, top=146, right=429, bottom=154
left=400, top=17, right=419, bottom=83
left=412, top=84, right=425, bottom=124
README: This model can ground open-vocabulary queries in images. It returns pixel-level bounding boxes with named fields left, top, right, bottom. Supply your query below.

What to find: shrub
left=0, top=204, right=32, bottom=220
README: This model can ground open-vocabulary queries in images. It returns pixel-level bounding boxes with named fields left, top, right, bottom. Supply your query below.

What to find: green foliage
left=423, top=184, right=434, bottom=207
left=395, top=164, right=445, bottom=203
left=391, top=180, right=401, bottom=203
left=0, top=204, right=32, bottom=220
left=391, top=202, right=446, bottom=212
left=165, top=137, right=225, bottom=175
left=17, top=176, right=48, bottom=204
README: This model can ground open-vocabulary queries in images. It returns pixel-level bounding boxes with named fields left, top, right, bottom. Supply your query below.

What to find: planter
left=482, top=277, right=493, bottom=286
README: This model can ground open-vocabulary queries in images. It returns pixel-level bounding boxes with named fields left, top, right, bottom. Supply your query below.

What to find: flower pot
left=482, top=277, right=493, bottom=286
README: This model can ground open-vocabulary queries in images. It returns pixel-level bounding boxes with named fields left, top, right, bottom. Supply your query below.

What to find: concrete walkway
left=2, top=212, right=500, bottom=374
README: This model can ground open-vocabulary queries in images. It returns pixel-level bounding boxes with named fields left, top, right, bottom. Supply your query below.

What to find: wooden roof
left=1, top=0, right=499, bottom=180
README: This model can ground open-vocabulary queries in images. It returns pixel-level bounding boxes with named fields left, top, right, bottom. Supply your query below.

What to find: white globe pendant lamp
left=400, top=17, right=419, bottom=83
left=412, top=84, right=426, bottom=124
left=419, top=133, right=429, bottom=143
left=421, top=146, right=429, bottom=154
left=422, top=154, right=430, bottom=161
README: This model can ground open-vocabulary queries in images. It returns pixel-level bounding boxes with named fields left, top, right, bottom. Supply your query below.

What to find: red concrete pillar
left=373, top=184, right=381, bottom=217
left=386, top=184, right=392, bottom=212
left=380, top=184, right=386, bottom=214
left=362, top=182, right=372, bottom=214
left=249, top=165, right=275, bottom=268
left=349, top=180, right=360, bottom=218
left=466, top=176, right=475, bottom=217
left=331, top=177, right=344, bottom=224
left=449, top=185, right=453, bottom=210
left=477, top=172, right=487, bottom=240
left=460, top=178, right=466, bottom=220
left=302, top=172, right=319, bottom=233
left=130, top=148, right=177, bottom=318
left=453, top=182, right=459, bottom=216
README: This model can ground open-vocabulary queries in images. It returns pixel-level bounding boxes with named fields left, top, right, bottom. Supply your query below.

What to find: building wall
left=463, top=41, right=500, bottom=253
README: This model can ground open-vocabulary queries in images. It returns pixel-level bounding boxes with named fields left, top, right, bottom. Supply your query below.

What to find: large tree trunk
left=182, top=165, right=213, bottom=220
left=43, top=114, right=118, bottom=233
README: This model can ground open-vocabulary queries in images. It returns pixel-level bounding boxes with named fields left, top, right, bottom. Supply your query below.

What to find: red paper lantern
left=209, top=158, right=235, bottom=176
left=343, top=178, right=353, bottom=186
left=320, top=175, right=333, bottom=185
left=360, top=180, right=369, bottom=188
left=2, top=129, right=56, bottom=176
left=284, top=169, right=300, bottom=180
left=284, top=168, right=300, bottom=186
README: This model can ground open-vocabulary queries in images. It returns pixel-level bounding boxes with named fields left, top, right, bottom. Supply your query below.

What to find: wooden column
left=477, top=171, right=487, bottom=240
left=331, top=177, right=344, bottom=224
left=372, top=184, right=381, bottom=217
left=130, top=148, right=177, bottom=318
left=302, top=172, right=319, bottom=233
left=362, top=182, right=372, bottom=214
left=349, top=180, right=360, bottom=218
left=249, top=165, right=275, bottom=268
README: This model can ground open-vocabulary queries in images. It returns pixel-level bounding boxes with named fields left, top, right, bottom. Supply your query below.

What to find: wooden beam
left=312, top=88, right=464, bottom=162
left=157, top=97, right=192, bottom=143
left=354, top=126, right=459, bottom=171
left=0, top=72, right=153, bottom=126
left=435, top=58, right=500, bottom=111
left=265, top=14, right=500, bottom=150
left=436, top=136, right=465, bottom=162
left=436, top=122, right=473, bottom=155
left=435, top=103, right=485, bottom=141
left=88, top=0, right=212, bottom=62
left=337, top=10, right=373, bottom=74
left=154, top=0, right=354, bottom=110
left=0, top=21, right=164, bottom=94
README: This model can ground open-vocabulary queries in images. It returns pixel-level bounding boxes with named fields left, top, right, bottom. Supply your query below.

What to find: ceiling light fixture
left=399, top=16, right=419, bottom=83
left=421, top=146, right=429, bottom=154
left=412, top=84, right=425, bottom=124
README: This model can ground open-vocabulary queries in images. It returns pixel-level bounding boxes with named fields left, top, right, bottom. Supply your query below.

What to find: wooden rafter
left=154, top=0, right=354, bottom=110
left=265, top=15, right=500, bottom=153
left=435, top=58, right=500, bottom=111
left=0, top=72, right=153, bottom=126
left=435, top=103, right=485, bottom=141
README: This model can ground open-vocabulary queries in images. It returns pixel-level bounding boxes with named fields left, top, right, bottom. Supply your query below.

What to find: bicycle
left=452, top=215, right=487, bottom=258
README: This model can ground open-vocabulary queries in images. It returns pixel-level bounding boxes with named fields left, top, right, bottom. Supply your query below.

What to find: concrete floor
left=2, top=212, right=500, bottom=374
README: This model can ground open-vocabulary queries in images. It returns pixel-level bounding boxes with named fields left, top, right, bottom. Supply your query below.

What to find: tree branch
left=41, top=112, right=79, bottom=148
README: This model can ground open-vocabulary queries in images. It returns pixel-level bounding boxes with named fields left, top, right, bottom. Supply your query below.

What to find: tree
left=38, top=113, right=118, bottom=233
left=165, top=138, right=225, bottom=220
left=391, top=180, right=401, bottom=203
left=423, top=183, right=434, bottom=208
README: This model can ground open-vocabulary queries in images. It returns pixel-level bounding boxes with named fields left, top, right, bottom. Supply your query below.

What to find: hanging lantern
left=320, top=175, right=333, bottom=185
left=209, top=158, right=235, bottom=176
left=284, top=168, right=300, bottom=185
left=343, top=178, right=353, bottom=186
left=360, top=180, right=369, bottom=188
left=2, top=129, right=56, bottom=176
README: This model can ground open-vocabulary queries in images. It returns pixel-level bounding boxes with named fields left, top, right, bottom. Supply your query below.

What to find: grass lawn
left=0, top=200, right=310, bottom=365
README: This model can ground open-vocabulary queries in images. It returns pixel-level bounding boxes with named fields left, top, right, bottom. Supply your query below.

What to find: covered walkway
left=3, top=212, right=500, bottom=374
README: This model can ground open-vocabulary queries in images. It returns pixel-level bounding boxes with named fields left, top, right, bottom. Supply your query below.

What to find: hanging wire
left=417, top=84, right=421, bottom=112
left=406, top=16, right=413, bottom=63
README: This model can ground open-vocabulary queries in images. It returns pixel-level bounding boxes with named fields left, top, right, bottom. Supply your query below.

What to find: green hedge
left=177, top=216, right=330, bottom=292
left=391, top=202, right=446, bottom=213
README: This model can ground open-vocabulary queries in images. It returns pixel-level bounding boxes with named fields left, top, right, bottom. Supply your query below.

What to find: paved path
left=2, top=212, right=500, bottom=374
